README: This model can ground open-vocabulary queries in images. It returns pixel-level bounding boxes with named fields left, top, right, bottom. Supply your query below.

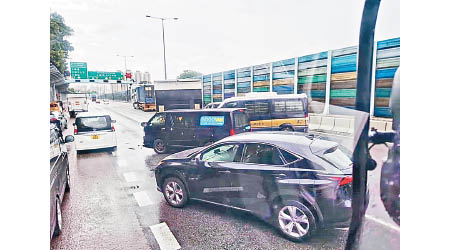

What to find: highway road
left=51, top=101, right=398, bottom=250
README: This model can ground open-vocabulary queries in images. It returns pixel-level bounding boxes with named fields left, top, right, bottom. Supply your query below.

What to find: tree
left=50, top=12, right=74, bottom=73
left=177, top=70, right=202, bottom=80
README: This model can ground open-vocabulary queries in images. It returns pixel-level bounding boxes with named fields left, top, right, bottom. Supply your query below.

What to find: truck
left=132, top=79, right=203, bottom=112
left=132, top=84, right=156, bottom=111
left=67, top=93, right=89, bottom=118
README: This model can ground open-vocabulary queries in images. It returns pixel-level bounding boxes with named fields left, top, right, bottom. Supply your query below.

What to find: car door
left=226, top=143, right=293, bottom=218
left=187, top=143, right=243, bottom=204
left=144, top=113, right=167, bottom=143
left=167, top=113, right=196, bottom=147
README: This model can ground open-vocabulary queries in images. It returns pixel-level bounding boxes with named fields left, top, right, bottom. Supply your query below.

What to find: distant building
left=134, top=70, right=142, bottom=83
left=143, top=72, right=151, bottom=83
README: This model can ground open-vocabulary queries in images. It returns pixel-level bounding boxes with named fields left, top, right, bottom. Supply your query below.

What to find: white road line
left=117, top=159, right=127, bottom=167
left=123, top=172, right=139, bottom=182
left=365, top=214, right=400, bottom=232
left=150, top=222, right=181, bottom=250
left=132, top=191, right=153, bottom=207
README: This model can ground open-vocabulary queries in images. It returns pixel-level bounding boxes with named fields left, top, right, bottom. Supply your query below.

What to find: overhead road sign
left=70, top=62, right=88, bottom=79
left=88, top=71, right=123, bottom=80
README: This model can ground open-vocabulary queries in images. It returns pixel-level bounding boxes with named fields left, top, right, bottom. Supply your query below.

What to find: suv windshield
left=75, top=116, right=111, bottom=132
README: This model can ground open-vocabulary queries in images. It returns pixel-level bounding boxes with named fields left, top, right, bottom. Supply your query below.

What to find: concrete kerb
left=334, top=117, right=352, bottom=133
left=318, top=116, right=335, bottom=131
left=309, top=115, right=322, bottom=130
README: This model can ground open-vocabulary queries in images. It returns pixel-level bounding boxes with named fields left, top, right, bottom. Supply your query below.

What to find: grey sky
left=50, top=0, right=400, bottom=80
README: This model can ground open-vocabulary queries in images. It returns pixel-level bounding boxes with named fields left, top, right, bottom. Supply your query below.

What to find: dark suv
left=50, top=125, right=74, bottom=238
left=141, top=108, right=250, bottom=154
left=154, top=131, right=353, bottom=242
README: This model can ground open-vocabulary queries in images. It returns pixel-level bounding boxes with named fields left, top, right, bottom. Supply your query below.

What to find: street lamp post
left=117, top=54, right=134, bottom=101
left=145, top=15, right=178, bottom=80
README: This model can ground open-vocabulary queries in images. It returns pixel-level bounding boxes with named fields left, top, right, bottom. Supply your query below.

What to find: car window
left=245, top=100, right=270, bottom=115
left=242, top=143, right=284, bottom=165
left=171, top=113, right=197, bottom=129
left=279, top=149, right=300, bottom=163
left=75, top=116, right=111, bottom=132
left=223, top=101, right=238, bottom=108
left=233, top=112, right=248, bottom=128
left=149, top=113, right=166, bottom=127
left=201, top=144, right=242, bottom=162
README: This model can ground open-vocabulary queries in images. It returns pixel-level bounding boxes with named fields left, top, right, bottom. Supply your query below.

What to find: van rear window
left=200, top=116, right=225, bottom=126
left=233, top=112, right=249, bottom=128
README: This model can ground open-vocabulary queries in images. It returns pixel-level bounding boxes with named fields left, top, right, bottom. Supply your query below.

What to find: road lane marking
left=150, top=222, right=181, bottom=250
left=123, top=172, right=139, bottom=182
left=132, top=191, right=153, bottom=207
left=365, top=214, right=400, bottom=232
left=117, top=159, right=127, bottom=167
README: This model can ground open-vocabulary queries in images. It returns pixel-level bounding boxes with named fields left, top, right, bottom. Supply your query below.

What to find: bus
left=217, top=92, right=309, bottom=132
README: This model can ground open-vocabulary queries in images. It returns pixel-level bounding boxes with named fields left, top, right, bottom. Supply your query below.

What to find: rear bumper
left=74, top=134, right=117, bottom=151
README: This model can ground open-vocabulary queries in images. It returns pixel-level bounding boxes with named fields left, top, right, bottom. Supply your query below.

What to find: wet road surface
left=51, top=101, right=398, bottom=250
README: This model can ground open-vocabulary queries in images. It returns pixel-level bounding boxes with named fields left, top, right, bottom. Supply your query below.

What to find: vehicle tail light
left=230, top=129, right=236, bottom=136
left=74, top=126, right=78, bottom=135
left=50, top=118, right=57, bottom=122
left=111, top=125, right=115, bottom=132
left=305, top=113, right=309, bottom=118
left=329, top=176, right=353, bottom=186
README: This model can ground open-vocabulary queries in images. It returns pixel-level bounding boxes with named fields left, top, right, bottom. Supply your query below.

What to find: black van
left=141, top=108, right=250, bottom=153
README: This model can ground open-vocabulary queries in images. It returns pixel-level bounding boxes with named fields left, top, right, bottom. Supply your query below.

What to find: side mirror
left=140, top=122, right=147, bottom=127
left=64, top=135, right=75, bottom=143
left=195, top=154, right=203, bottom=165
left=111, top=120, right=116, bottom=123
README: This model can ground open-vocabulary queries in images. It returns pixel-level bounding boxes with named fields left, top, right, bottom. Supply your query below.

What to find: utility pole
left=145, top=15, right=179, bottom=80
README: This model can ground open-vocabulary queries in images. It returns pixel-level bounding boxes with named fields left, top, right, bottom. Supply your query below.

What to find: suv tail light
left=74, top=125, right=78, bottom=134
left=111, top=125, right=115, bottom=132
left=230, top=129, right=236, bottom=136
left=329, top=176, right=353, bottom=186
left=50, top=118, right=57, bottom=122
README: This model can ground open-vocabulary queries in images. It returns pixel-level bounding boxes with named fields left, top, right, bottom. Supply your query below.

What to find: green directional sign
left=88, top=71, right=123, bottom=80
left=70, top=62, right=88, bottom=79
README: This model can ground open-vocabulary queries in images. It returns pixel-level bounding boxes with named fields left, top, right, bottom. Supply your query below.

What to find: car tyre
left=281, top=126, right=294, bottom=132
left=53, top=197, right=62, bottom=237
left=273, top=200, right=316, bottom=242
left=153, top=139, right=167, bottom=154
left=65, top=167, right=70, bottom=192
left=163, top=177, right=188, bottom=208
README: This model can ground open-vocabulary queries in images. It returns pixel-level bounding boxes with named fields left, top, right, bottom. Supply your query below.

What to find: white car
left=73, top=113, right=117, bottom=152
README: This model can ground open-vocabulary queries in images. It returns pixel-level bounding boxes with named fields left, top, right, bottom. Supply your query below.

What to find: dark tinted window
left=75, top=116, right=111, bottom=132
left=223, top=101, right=238, bottom=108
left=245, top=100, right=270, bottom=115
left=233, top=112, right=249, bottom=128
left=242, top=144, right=284, bottom=165
left=171, top=113, right=197, bottom=129
left=149, top=113, right=166, bottom=127
left=280, top=149, right=300, bottom=163
left=201, top=144, right=242, bottom=162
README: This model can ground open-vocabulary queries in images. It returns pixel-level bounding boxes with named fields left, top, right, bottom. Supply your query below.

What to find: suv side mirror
left=141, top=122, right=147, bottom=127
left=195, top=154, right=204, bottom=165
left=64, top=135, right=75, bottom=143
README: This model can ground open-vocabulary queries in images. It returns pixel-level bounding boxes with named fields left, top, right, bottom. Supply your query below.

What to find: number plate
left=91, top=135, right=100, bottom=139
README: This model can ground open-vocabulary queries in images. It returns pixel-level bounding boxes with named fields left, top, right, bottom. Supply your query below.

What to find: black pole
left=345, top=0, right=381, bottom=249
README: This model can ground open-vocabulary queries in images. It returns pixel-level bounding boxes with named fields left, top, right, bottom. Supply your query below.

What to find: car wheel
left=281, top=126, right=294, bottom=132
left=163, top=177, right=188, bottom=208
left=153, top=139, right=167, bottom=154
left=65, top=167, right=70, bottom=192
left=274, top=201, right=316, bottom=242
left=53, top=197, right=62, bottom=237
